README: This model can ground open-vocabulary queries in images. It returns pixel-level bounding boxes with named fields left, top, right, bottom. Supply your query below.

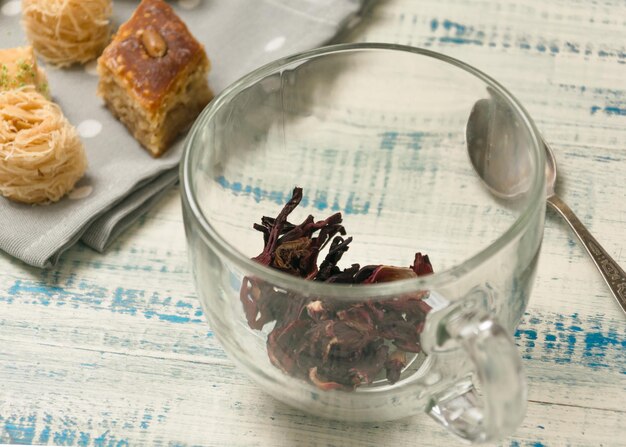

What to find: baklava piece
left=97, top=0, right=213, bottom=157
left=0, top=46, right=49, bottom=97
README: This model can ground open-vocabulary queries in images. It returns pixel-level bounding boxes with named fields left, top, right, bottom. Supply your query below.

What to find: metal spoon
left=466, top=95, right=626, bottom=315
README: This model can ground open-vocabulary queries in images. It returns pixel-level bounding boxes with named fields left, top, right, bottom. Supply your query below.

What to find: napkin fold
left=0, top=0, right=369, bottom=268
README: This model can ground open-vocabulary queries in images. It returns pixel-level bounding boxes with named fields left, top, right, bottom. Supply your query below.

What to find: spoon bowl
left=466, top=94, right=626, bottom=314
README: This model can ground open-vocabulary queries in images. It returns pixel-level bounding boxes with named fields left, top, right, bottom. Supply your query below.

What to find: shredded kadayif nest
left=0, top=87, right=87, bottom=204
left=21, top=0, right=113, bottom=67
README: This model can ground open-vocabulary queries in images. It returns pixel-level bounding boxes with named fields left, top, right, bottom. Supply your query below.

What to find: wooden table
left=1, top=0, right=625, bottom=445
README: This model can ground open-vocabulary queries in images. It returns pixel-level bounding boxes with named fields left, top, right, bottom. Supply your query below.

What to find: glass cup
left=181, top=43, right=545, bottom=443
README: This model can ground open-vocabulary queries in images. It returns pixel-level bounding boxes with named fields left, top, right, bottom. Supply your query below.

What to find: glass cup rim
left=180, top=42, right=546, bottom=300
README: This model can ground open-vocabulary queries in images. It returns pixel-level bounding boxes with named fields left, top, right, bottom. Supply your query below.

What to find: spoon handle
left=547, top=194, right=626, bottom=315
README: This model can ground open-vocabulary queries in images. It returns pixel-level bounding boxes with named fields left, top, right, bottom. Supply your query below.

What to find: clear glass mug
left=181, top=44, right=545, bottom=443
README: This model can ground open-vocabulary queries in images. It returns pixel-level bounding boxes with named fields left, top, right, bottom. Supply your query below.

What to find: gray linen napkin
left=0, top=0, right=367, bottom=268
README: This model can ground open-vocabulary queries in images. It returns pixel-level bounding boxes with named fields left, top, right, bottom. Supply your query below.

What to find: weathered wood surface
left=1, top=0, right=625, bottom=445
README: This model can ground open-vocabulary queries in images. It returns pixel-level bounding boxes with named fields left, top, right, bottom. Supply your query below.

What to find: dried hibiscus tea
left=241, top=187, right=434, bottom=391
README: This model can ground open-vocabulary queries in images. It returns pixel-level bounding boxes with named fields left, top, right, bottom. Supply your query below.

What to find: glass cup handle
left=427, top=318, right=527, bottom=443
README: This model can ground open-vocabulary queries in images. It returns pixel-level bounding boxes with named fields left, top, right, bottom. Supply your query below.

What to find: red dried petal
left=361, top=265, right=417, bottom=284
left=267, top=319, right=311, bottom=376
left=336, top=306, right=375, bottom=334
left=308, top=367, right=346, bottom=391
left=378, top=319, right=422, bottom=353
left=385, top=350, right=407, bottom=384
left=380, top=291, right=429, bottom=315
left=306, top=300, right=329, bottom=322
left=348, top=343, right=389, bottom=386
left=411, top=252, right=433, bottom=276
left=253, top=187, right=304, bottom=266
